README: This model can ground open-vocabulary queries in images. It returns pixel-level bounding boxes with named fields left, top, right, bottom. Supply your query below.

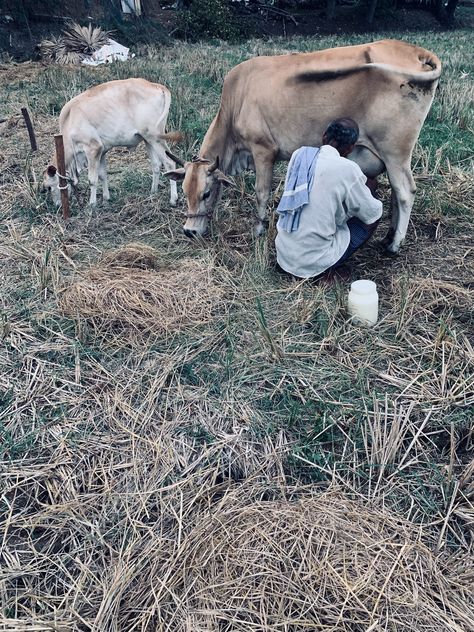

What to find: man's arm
left=345, top=173, right=383, bottom=224
left=365, top=177, right=378, bottom=198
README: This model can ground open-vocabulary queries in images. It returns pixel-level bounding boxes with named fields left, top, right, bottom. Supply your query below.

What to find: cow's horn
left=165, top=150, right=186, bottom=167
left=208, top=156, right=219, bottom=173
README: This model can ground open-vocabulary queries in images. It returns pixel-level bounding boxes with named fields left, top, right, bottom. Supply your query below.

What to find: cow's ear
left=216, top=171, right=234, bottom=187
left=47, top=165, right=57, bottom=177
left=164, top=168, right=185, bottom=182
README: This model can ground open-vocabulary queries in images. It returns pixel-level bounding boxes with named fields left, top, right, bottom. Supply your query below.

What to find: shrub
left=177, top=0, right=245, bottom=41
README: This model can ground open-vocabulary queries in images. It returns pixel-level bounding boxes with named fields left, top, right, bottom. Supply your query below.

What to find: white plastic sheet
left=82, top=39, right=132, bottom=66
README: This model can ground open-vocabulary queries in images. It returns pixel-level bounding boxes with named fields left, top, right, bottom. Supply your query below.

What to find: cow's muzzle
left=184, top=227, right=199, bottom=238
left=183, top=210, right=212, bottom=238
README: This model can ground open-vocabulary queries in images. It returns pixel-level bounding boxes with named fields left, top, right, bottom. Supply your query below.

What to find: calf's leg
left=86, top=146, right=103, bottom=206
left=145, top=141, right=178, bottom=206
left=99, top=153, right=109, bottom=201
left=161, top=149, right=178, bottom=207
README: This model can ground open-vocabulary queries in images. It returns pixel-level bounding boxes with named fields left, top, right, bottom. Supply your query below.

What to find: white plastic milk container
left=348, top=280, right=379, bottom=326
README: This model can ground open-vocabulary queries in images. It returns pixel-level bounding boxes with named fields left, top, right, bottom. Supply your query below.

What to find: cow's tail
left=296, top=57, right=442, bottom=86
left=366, top=59, right=442, bottom=84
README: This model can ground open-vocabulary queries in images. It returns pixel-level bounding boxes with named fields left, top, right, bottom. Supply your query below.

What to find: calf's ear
left=216, top=170, right=234, bottom=187
left=164, top=168, right=186, bottom=182
left=47, top=165, right=57, bottom=176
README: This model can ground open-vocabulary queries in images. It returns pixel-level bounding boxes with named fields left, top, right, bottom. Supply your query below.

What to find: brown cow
left=165, top=39, right=441, bottom=253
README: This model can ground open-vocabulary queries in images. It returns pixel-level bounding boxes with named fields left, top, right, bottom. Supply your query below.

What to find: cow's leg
left=381, top=189, right=400, bottom=248
left=86, top=146, right=102, bottom=206
left=145, top=142, right=178, bottom=206
left=384, top=163, right=416, bottom=254
left=252, top=150, right=275, bottom=237
left=99, top=153, right=109, bottom=201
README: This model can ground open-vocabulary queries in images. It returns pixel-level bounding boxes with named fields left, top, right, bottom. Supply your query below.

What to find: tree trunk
left=432, top=0, right=456, bottom=26
left=366, top=0, right=378, bottom=24
left=326, top=0, right=336, bottom=20
left=446, top=0, right=459, bottom=20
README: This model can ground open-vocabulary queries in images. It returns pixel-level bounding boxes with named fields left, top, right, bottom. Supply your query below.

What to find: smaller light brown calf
left=44, top=78, right=180, bottom=207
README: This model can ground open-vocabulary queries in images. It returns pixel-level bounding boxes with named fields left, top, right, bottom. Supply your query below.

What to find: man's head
left=322, top=118, right=359, bottom=157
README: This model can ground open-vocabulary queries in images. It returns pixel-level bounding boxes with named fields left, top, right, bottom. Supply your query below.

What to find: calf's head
left=165, top=153, right=233, bottom=237
left=43, top=165, right=61, bottom=207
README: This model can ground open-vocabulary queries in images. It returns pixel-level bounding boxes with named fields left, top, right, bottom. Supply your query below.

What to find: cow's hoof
left=380, top=229, right=395, bottom=247
left=382, top=241, right=401, bottom=257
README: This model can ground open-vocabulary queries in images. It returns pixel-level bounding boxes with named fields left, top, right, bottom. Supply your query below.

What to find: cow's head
left=43, top=165, right=61, bottom=207
left=164, top=152, right=233, bottom=237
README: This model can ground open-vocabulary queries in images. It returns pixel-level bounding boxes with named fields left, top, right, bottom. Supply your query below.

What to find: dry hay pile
left=60, top=243, right=225, bottom=338
left=151, top=491, right=473, bottom=631
left=39, top=23, right=110, bottom=65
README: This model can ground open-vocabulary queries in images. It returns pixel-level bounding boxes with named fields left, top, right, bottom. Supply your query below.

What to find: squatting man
left=275, top=118, right=382, bottom=280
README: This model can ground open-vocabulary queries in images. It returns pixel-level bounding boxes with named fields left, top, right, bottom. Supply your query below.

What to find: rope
left=57, top=171, right=70, bottom=190
left=185, top=211, right=213, bottom=219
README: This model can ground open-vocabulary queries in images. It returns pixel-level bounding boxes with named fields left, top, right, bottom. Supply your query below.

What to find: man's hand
left=366, top=177, right=378, bottom=198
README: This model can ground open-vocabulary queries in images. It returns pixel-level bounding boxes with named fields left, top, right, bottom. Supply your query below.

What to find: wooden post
left=326, top=0, right=337, bottom=20
left=366, top=0, right=379, bottom=24
left=21, top=107, right=38, bottom=152
left=54, top=134, right=70, bottom=220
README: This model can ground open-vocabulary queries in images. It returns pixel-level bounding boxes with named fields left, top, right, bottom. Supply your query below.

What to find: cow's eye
left=202, top=190, right=211, bottom=200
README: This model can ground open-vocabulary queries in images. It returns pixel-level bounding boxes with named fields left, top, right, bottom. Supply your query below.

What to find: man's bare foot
left=317, top=264, right=352, bottom=284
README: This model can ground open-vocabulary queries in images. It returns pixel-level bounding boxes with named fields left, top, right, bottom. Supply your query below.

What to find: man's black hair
left=324, top=118, right=359, bottom=149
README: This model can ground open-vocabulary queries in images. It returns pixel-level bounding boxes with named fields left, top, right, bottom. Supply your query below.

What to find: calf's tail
left=156, top=87, right=172, bottom=131
left=159, top=131, right=184, bottom=144
left=155, top=87, right=183, bottom=144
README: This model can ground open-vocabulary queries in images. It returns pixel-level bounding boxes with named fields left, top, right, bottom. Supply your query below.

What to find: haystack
left=99, top=242, right=160, bottom=270
left=60, top=244, right=225, bottom=338
left=151, top=490, right=473, bottom=631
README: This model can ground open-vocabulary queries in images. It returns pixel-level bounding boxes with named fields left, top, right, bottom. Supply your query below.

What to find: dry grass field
left=0, top=30, right=473, bottom=631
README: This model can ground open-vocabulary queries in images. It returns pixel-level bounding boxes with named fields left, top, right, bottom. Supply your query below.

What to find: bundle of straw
left=60, top=244, right=225, bottom=338
left=99, top=242, right=160, bottom=270
left=61, top=22, right=110, bottom=56
left=39, top=23, right=110, bottom=65
left=155, top=490, right=474, bottom=631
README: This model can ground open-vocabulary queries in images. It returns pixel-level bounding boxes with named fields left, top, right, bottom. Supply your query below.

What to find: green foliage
left=103, top=16, right=170, bottom=47
left=98, top=0, right=171, bottom=46
left=176, top=0, right=247, bottom=41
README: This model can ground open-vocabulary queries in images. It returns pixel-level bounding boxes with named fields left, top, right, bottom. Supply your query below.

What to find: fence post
left=54, top=134, right=70, bottom=220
